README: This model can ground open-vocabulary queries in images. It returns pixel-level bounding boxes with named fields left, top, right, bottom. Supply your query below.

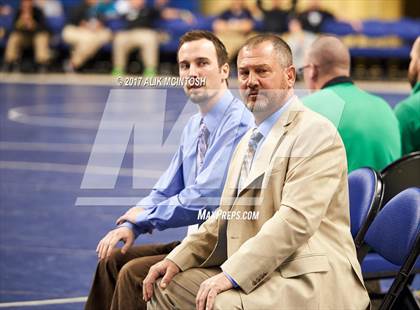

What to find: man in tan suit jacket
left=142, top=34, right=370, bottom=310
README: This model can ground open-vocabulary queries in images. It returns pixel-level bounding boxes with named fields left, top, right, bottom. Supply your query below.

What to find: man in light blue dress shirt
left=85, top=31, right=254, bottom=310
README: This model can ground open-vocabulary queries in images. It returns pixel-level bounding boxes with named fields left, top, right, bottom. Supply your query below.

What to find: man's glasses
left=297, top=64, right=311, bottom=76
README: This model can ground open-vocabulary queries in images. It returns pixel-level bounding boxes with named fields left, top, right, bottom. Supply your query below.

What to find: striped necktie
left=197, top=118, right=210, bottom=172
left=238, top=129, right=263, bottom=192
left=189, top=119, right=210, bottom=235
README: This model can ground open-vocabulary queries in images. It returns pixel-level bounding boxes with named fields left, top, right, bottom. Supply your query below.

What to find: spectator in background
left=35, top=0, right=63, bottom=18
left=394, top=37, right=420, bottom=155
left=112, top=0, right=195, bottom=77
left=0, top=1, right=13, bottom=15
left=96, top=0, right=119, bottom=19
left=212, top=0, right=254, bottom=62
left=254, top=0, right=290, bottom=34
left=298, top=0, right=362, bottom=33
left=285, top=15, right=317, bottom=69
left=3, top=0, right=51, bottom=72
left=0, top=1, right=13, bottom=45
left=302, top=36, right=401, bottom=172
left=62, top=0, right=112, bottom=72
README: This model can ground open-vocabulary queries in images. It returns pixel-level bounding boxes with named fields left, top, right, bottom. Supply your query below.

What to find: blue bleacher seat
left=321, top=19, right=356, bottom=36
left=321, top=18, right=420, bottom=59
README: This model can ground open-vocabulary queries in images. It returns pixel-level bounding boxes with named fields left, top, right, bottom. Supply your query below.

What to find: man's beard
left=246, top=95, right=269, bottom=112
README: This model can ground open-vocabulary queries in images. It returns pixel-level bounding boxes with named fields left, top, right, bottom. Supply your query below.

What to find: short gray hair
left=239, top=34, right=293, bottom=67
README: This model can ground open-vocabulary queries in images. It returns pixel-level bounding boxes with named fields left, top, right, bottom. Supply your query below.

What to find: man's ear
left=221, top=63, right=230, bottom=82
left=286, top=66, right=296, bottom=87
left=309, top=64, right=318, bottom=82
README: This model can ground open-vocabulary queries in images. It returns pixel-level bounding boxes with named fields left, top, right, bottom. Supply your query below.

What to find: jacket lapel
left=220, top=129, right=253, bottom=207
left=237, top=98, right=303, bottom=196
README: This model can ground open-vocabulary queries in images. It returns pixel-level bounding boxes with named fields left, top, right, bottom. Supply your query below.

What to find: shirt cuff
left=222, top=270, right=239, bottom=288
left=134, top=208, right=155, bottom=234
left=118, top=222, right=141, bottom=238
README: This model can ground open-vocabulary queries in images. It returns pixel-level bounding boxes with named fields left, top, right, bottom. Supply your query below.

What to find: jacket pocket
left=279, top=255, right=330, bottom=278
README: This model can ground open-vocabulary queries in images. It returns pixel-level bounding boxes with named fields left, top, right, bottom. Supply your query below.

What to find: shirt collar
left=257, top=95, right=295, bottom=139
left=412, top=82, right=420, bottom=95
left=202, top=90, right=234, bottom=134
left=321, top=76, right=353, bottom=89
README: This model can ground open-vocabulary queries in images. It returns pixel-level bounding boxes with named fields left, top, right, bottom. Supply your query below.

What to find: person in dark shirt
left=3, top=0, right=51, bottom=71
left=212, top=0, right=255, bottom=62
left=255, top=0, right=290, bottom=34
left=0, top=1, right=13, bottom=52
left=62, top=0, right=112, bottom=72
left=298, top=0, right=362, bottom=33
left=298, top=2, right=333, bottom=33
left=113, top=0, right=195, bottom=76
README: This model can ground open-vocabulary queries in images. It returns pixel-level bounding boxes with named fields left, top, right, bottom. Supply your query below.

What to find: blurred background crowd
left=0, top=0, right=419, bottom=78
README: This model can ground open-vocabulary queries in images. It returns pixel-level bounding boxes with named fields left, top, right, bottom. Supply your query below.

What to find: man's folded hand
left=116, top=206, right=145, bottom=225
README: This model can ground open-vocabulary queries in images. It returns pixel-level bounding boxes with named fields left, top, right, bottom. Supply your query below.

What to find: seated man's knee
left=117, top=259, right=137, bottom=282
left=108, top=248, right=126, bottom=262
left=147, top=279, right=166, bottom=309
left=99, top=248, right=125, bottom=271
left=213, top=290, right=241, bottom=310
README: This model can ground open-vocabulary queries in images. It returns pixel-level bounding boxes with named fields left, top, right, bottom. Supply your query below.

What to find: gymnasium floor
left=0, top=74, right=413, bottom=309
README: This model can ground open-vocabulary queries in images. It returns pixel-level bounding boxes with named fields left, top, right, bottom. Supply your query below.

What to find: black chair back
left=381, top=151, right=420, bottom=205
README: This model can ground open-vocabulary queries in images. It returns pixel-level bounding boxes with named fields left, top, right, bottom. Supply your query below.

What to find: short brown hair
left=240, top=34, right=293, bottom=67
left=177, top=30, right=229, bottom=68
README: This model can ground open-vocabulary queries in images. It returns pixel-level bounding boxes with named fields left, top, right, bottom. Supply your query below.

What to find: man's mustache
left=244, top=89, right=269, bottom=99
left=187, top=84, right=203, bottom=90
left=244, top=88, right=260, bottom=97
left=244, top=89, right=287, bottom=97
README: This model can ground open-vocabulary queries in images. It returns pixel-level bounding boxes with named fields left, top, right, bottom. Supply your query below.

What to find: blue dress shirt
left=121, top=90, right=254, bottom=236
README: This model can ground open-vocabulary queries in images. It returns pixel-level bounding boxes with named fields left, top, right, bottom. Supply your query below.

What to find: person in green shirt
left=394, top=37, right=420, bottom=155
left=300, top=35, right=401, bottom=172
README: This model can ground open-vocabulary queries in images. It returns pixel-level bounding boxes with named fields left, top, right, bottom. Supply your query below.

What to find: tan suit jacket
left=167, top=98, right=370, bottom=309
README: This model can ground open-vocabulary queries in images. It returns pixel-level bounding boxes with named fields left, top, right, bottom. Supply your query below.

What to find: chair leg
left=391, top=286, right=420, bottom=310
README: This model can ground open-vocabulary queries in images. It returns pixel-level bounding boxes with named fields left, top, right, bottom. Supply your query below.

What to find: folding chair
left=348, top=167, right=383, bottom=260
left=361, top=187, right=420, bottom=310
left=361, top=152, right=420, bottom=284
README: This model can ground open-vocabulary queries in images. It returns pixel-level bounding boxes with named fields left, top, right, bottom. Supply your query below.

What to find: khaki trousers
left=4, top=31, right=51, bottom=64
left=62, top=25, right=112, bottom=68
left=147, top=267, right=243, bottom=310
left=113, top=28, right=159, bottom=71
left=85, top=241, right=180, bottom=310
